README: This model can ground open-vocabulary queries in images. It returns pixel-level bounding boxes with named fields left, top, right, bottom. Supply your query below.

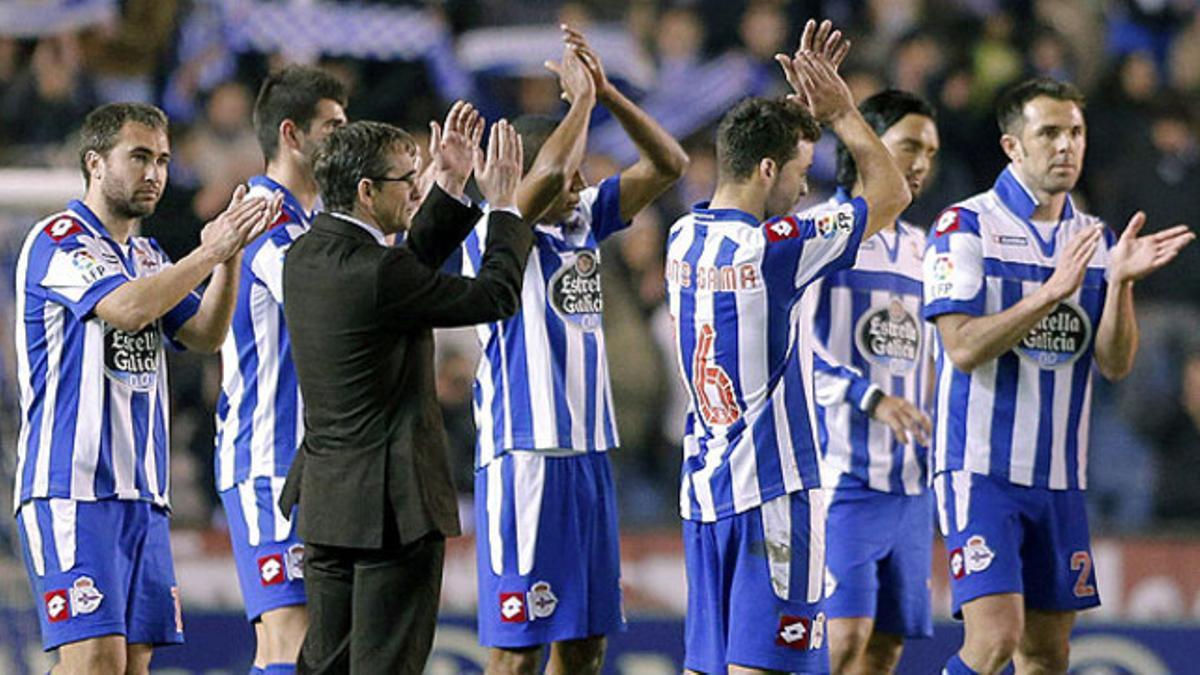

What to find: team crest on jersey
left=548, top=250, right=603, bottom=330
left=855, top=298, right=922, bottom=374
left=70, top=576, right=104, bottom=615
left=44, top=216, right=83, bottom=242
left=1016, top=301, right=1092, bottom=369
left=44, top=589, right=70, bottom=622
left=104, top=323, right=160, bottom=392
left=131, top=241, right=162, bottom=273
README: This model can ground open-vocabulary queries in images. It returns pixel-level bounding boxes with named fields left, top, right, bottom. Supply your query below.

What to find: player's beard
left=102, top=179, right=158, bottom=220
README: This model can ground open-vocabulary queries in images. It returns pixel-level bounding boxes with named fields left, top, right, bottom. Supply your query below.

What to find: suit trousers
left=298, top=529, right=446, bottom=674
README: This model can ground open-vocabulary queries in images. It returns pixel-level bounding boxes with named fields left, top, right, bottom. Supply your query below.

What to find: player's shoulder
left=929, top=195, right=986, bottom=240
left=27, top=209, right=91, bottom=251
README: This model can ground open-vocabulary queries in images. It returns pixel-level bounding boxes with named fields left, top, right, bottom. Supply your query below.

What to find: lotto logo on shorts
left=258, top=554, right=285, bottom=586
left=499, top=592, right=527, bottom=623
left=776, top=615, right=812, bottom=650
left=44, top=590, right=70, bottom=623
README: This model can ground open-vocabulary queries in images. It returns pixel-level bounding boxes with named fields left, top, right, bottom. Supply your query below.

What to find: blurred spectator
left=0, top=35, right=98, bottom=153
left=1154, top=351, right=1200, bottom=523
left=78, top=0, right=177, bottom=103
left=178, top=80, right=262, bottom=220
left=970, top=13, right=1022, bottom=106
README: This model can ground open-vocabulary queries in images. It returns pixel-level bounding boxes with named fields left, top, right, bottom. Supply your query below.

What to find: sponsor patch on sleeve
left=934, top=208, right=962, bottom=236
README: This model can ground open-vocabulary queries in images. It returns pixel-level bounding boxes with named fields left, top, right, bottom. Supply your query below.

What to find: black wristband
left=863, top=388, right=886, bottom=418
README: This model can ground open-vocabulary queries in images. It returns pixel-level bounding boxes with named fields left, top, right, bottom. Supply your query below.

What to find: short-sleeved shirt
left=13, top=200, right=200, bottom=511
left=666, top=196, right=868, bottom=522
left=922, top=166, right=1114, bottom=490
left=461, top=175, right=629, bottom=467
left=214, top=176, right=310, bottom=491
left=800, top=188, right=933, bottom=495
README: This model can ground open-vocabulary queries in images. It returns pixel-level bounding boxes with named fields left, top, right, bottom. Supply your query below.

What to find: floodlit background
left=0, top=0, right=1198, bottom=672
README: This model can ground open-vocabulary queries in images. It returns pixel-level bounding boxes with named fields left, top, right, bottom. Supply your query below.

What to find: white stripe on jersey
left=668, top=197, right=868, bottom=522
left=923, top=166, right=1109, bottom=490
left=463, top=176, right=627, bottom=465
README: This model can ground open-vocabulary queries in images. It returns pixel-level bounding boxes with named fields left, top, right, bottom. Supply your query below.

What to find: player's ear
left=85, top=150, right=104, bottom=183
left=758, top=157, right=777, bottom=182
left=280, top=119, right=301, bottom=153
left=999, top=134, right=1022, bottom=163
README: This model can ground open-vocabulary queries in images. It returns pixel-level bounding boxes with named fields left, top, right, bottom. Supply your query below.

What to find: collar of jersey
left=994, top=165, right=1075, bottom=257
left=691, top=201, right=760, bottom=226
left=249, top=174, right=311, bottom=227
left=833, top=186, right=903, bottom=261
left=67, top=199, right=140, bottom=275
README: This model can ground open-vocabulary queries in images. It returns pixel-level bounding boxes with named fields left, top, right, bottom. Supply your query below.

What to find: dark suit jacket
left=280, top=187, right=531, bottom=548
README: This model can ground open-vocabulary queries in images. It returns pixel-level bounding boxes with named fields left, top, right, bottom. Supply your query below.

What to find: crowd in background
left=1, top=0, right=1198, bottom=554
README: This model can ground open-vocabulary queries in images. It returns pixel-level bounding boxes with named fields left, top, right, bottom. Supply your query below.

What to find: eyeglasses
left=366, top=175, right=415, bottom=185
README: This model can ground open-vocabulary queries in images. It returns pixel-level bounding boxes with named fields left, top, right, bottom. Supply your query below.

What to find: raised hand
left=1042, top=224, right=1103, bottom=302
left=782, top=51, right=856, bottom=124
left=475, top=120, right=524, bottom=211
left=1108, top=211, right=1195, bottom=284
left=775, top=18, right=852, bottom=118
left=560, top=24, right=611, bottom=99
left=428, top=100, right=485, bottom=199
left=871, top=395, right=932, bottom=446
left=544, top=40, right=596, bottom=106
left=200, top=185, right=276, bottom=262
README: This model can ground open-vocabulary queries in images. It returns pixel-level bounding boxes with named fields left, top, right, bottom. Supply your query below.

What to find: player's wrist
left=435, top=172, right=469, bottom=199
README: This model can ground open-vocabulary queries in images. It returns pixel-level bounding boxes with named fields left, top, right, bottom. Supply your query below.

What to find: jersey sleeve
left=922, top=207, right=985, bottom=320
left=763, top=196, right=868, bottom=295
left=813, top=346, right=881, bottom=412
left=457, top=213, right=490, bottom=279
left=36, top=226, right=129, bottom=321
left=577, top=174, right=630, bottom=242
left=249, top=236, right=288, bottom=304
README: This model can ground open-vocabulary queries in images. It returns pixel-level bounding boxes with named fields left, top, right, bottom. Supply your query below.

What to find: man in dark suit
left=280, top=112, right=530, bottom=673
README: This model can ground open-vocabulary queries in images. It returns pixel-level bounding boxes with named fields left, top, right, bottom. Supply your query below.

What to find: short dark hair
left=836, top=89, right=936, bottom=190
left=995, top=77, right=1085, bottom=135
left=253, top=65, right=349, bottom=162
left=512, top=115, right=561, bottom=175
left=313, top=121, right=416, bottom=213
left=79, top=102, right=168, bottom=186
left=716, top=97, right=820, bottom=182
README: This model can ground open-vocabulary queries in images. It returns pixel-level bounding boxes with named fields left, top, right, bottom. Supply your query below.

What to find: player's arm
left=174, top=189, right=283, bottom=352
left=1094, top=212, right=1194, bottom=380
left=776, top=20, right=910, bottom=239
left=518, top=40, right=595, bottom=224
left=810, top=319, right=931, bottom=444
left=563, top=26, right=688, bottom=222
left=934, top=225, right=1103, bottom=373
left=96, top=189, right=275, bottom=339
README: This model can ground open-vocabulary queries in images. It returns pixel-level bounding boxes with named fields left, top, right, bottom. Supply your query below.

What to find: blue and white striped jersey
left=922, top=166, right=1114, bottom=490
left=666, top=196, right=868, bottom=522
left=214, top=176, right=308, bottom=492
left=461, top=175, right=627, bottom=467
left=800, top=189, right=933, bottom=495
left=13, top=201, right=201, bottom=512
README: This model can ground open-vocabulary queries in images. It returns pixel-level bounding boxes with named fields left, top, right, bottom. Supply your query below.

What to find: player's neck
left=81, top=192, right=137, bottom=244
left=708, top=183, right=765, bottom=221
left=266, top=161, right=319, bottom=214
left=1030, top=192, right=1068, bottom=221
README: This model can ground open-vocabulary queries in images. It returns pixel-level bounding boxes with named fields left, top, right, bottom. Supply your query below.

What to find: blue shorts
left=934, top=471, right=1101, bottom=618
left=474, top=452, right=624, bottom=648
left=683, top=491, right=829, bottom=675
left=219, top=477, right=306, bottom=621
left=824, top=485, right=933, bottom=639
left=16, top=498, right=184, bottom=651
